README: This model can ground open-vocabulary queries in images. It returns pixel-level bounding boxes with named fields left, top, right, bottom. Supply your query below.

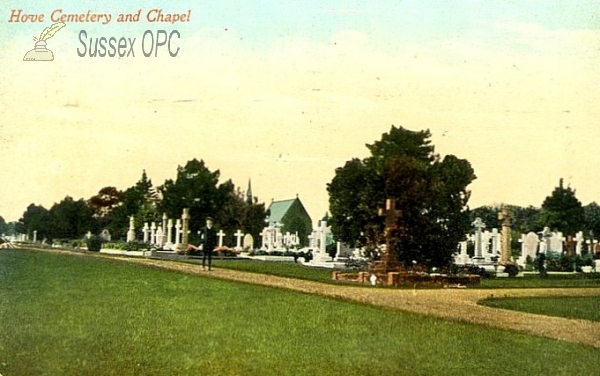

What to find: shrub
left=345, top=258, right=368, bottom=270
left=123, top=241, right=153, bottom=253
left=503, top=264, right=519, bottom=277
left=85, top=235, right=103, bottom=252
left=71, top=240, right=83, bottom=249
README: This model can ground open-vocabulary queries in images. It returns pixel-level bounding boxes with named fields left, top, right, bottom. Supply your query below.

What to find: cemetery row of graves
left=5, top=202, right=599, bottom=288
left=2, top=129, right=600, bottom=286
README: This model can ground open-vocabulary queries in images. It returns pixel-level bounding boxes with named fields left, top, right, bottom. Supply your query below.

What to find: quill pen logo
left=23, top=22, right=66, bottom=61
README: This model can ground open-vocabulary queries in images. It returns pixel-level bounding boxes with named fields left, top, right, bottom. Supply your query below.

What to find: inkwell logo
left=23, top=22, right=66, bottom=61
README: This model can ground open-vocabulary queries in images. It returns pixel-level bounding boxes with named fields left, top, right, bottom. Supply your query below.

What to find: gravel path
left=104, top=255, right=600, bottom=349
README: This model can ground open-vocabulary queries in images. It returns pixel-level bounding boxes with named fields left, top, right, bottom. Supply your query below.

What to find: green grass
left=479, top=274, right=600, bottom=289
left=479, top=296, right=600, bottom=322
left=1, top=250, right=599, bottom=376
left=208, top=259, right=338, bottom=282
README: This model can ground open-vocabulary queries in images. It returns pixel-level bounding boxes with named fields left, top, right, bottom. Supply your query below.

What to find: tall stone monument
left=472, top=217, right=486, bottom=263
left=181, top=208, right=190, bottom=250
left=498, top=205, right=513, bottom=264
left=127, top=216, right=136, bottom=242
left=372, top=198, right=403, bottom=273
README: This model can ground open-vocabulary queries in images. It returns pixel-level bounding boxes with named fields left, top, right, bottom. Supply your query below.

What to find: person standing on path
left=198, top=217, right=217, bottom=271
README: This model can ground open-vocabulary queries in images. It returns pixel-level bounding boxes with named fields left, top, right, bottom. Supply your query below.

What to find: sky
left=1, top=0, right=599, bottom=225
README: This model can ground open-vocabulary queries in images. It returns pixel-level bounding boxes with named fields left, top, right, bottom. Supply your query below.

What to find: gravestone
left=181, top=208, right=190, bottom=248
left=371, top=198, right=403, bottom=273
left=480, top=230, right=491, bottom=262
left=217, top=230, right=226, bottom=248
left=335, top=242, right=354, bottom=262
left=498, top=205, right=513, bottom=264
left=143, top=223, right=149, bottom=243
left=166, top=219, right=174, bottom=246
left=243, top=233, right=254, bottom=251
left=472, top=217, right=486, bottom=263
left=127, top=216, right=136, bottom=242
left=540, top=227, right=552, bottom=253
left=260, top=227, right=269, bottom=250
left=150, top=222, right=156, bottom=244
left=550, top=232, right=564, bottom=254
left=455, top=240, right=470, bottom=265
left=100, top=229, right=111, bottom=242
left=491, top=228, right=499, bottom=259
left=234, top=230, right=244, bottom=251
left=575, top=231, right=584, bottom=255
left=521, top=232, right=540, bottom=261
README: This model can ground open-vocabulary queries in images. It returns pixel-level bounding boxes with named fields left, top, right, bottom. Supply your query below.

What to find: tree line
left=6, top=159, right=267, bottom=246
left=469, top=178, right=600, bottom=248
left=3, top=125, right=597, bottom=268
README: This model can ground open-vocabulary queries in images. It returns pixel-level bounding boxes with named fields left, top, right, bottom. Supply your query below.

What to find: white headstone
left=524, top=232, right=539, bottom=258
left=243, top=233, right=254, bottom=251
left=150, top=222, right=157, bottom=244
left=143, top=223, right=149, bottom=243
left=217, top=230, right=226, bottom=248
left=550, top=232, right=565, bottom=254
left=175, top=219, right=182, bottom=246
left=575, top=231, right=584, bottom=255
left=260, top=227, right=269, bottom=250
left=127, top=216, right=136, bottom=242
left=166, top=219, right=174, bottom=246
left=472, top=217, right=486, bottom=260
left=234, top=229, right=244, bottom=250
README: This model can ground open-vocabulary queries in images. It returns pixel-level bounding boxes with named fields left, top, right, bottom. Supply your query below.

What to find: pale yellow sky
left=1, top=2, right=599, bottom=224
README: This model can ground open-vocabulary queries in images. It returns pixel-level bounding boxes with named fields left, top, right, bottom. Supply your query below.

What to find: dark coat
left=199, top=226, right=217, bottom=251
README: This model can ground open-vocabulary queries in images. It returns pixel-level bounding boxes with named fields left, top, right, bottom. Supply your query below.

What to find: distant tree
left=108, top=170, right=158, bottom=239
left=48, top=196, right=96, bottom=240
left=244, top=198, right=267, bottom=247
left=327, top=125, right=476, bottom=268
left=0, top=216, right=8, bottom=236
left=539, top=178, right=584, bottom=236
left=88, top=186, right=122, bottom=220
left=19, top=204, right=50, bottom=240
left=7, top=222, right=19, bottom=236
left=510, top=205, right=541, bottom=233
left=469, top=205, right=541, bottom=234
left=468, top=206, right=500, bottom=230
left=583, top=202, right=600, bottom=237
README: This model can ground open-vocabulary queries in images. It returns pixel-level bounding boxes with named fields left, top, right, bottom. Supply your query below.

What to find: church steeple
left=246, top=179, right=253, bottom=204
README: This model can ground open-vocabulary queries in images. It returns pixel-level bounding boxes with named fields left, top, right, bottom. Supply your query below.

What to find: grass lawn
left=1, top=250, right=599, bottom=376
left=479, top=273, right=600, bottom=289
left=479, top=296, right=600, bottom=322
left=208, top=259, right=338, bottom=283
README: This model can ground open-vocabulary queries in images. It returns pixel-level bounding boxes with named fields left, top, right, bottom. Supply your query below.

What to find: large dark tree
left=88, top=187, right=122, bottom=219
left=107, top=170, right=158, bottom=239
left=158, top=159, right=226, bottom=241
left=583, top=202, right=600, bottom=238
left=19, top=204, right=50, bottom=241
left=539, top=178, right=583, bottom=236
left=510, top=205, right=541, bottom=233
left=327, top=126, right=476, bottom=268
left=158, top=159, right=267, bottom=246
left=48, top=196, right=96, bottom=240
